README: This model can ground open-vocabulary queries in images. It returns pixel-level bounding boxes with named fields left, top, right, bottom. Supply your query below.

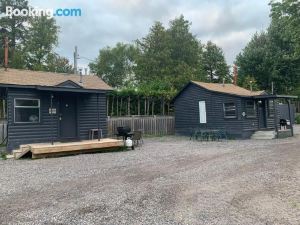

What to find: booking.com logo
left=5, top=6, right=82, bottom=18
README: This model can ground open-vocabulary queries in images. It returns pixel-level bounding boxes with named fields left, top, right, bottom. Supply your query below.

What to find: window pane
left=15, top=99, right=39, bottom=107
left=246, top=101, right=255, bottom=117
left=15, top=108, right=39, bottom=123
left=268, top=100, right=274, bottom=117
left=224, top=103, right=236, bottom=117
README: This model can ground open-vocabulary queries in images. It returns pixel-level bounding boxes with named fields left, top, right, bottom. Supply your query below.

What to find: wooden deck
left=13, top=138, right=124, bottom=159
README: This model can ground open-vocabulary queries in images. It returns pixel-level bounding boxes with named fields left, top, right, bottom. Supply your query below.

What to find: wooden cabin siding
left=174, top=83, right=245, bottom=138
left=6, top=88, right=108, bottom=151
left=240, top=99, right=258, bottom=135
left=7, top=88, right=59, bottom=151
left=77, top=93, right=108, bottom=139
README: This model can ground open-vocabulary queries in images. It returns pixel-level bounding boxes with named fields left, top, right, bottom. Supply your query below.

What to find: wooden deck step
left=13, top=145, right=31, bottom=159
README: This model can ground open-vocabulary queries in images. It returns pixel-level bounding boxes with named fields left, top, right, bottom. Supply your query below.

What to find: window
left=223, top=102, right=237, bottom=118
left=268, top=100, right=275, bottom=117
left=14, top=98, right=40, bottom=123
left=245, top=100, right=256, bottom=117
left=199, top=101, right=207, bottom=124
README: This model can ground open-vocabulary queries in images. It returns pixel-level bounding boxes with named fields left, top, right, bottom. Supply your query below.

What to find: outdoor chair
left=132, top=130, right=143, bottom=146
left=215, top=130, right=228, bottom=141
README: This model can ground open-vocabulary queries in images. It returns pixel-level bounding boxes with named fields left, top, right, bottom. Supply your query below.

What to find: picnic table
left=190, top=128, right=227, bottom=141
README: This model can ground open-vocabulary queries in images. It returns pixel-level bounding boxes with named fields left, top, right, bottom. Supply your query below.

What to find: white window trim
left=14, top=98, right=41, bottom=124
left=199, top=101, right=207, bottom=124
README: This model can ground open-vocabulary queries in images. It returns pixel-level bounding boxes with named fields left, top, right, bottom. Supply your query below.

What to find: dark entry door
left=258, top=100, right=267, bottom=129
left=59, top=95, right=77, bottom=139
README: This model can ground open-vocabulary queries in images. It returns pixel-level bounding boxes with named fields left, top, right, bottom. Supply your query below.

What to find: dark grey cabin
left=0, top=68, right=112, bottom=151
left=172, top=81, right=297, bottom=139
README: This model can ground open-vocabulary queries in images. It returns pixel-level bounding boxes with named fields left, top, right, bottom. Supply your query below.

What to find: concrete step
left=251, top=131, right=276, bottom=140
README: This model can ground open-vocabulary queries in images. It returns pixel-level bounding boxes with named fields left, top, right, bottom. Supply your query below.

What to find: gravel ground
left=0, top=127, right=300, bottom=225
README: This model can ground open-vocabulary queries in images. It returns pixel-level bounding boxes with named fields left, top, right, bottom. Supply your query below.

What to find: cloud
left=29, top=0, right=271, bottom=68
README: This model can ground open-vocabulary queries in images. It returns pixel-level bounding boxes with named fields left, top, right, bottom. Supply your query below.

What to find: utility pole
left=73, top=46, right=79, bottom=74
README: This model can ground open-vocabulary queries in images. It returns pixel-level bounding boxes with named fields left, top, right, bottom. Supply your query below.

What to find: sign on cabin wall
left=49, top=108, right=57, bottom=115
left=199, top=101, right=207, bottom=124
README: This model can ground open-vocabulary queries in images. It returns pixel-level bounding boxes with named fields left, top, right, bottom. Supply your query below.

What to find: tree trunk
left=120, top=98, right=123, bottom=116
left=144, top=98, right=147, bottom=115
left=111, top=96, right=114, bottom=116
left=161, top=97, right=165, bottom=115
left=116, top=97, right=119, bottom=116
left=128, top=96, right=131, bottom=116
left=152, top=98, right=155, bottom=115
left=147, top=98, right=150, bottom=115
left=137, top=97, right=140, bottom=115
left=167, top=102, right=170, bottom=115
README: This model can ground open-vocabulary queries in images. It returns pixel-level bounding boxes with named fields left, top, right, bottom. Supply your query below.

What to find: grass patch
left=295, top=113, right=300, bottom=124
left=0, top=151, right=7, bottom=160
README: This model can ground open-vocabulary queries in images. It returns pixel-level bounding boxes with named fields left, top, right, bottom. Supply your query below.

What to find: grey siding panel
left=77, top=93, right=108, bottom=140
left=7, top=88, right=59, bottom=151
left=7, top=88, right=108, bottom=151
left=174, top=83, right=244, bottom=138
left=277, top=104, right=296, bottom=124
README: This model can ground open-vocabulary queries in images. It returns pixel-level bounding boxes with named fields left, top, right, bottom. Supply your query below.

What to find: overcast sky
left=30, top=0, right=271, bottom=70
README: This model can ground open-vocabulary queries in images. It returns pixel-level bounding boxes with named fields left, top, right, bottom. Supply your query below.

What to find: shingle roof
left=191, top=81, right=266, bottom=97
left=0, top=68, right=112, bottom=90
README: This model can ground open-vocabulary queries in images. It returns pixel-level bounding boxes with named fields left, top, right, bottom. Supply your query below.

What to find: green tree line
left=90, top=16, right=230, bottom=116
left=236, top=0, right=300, bottom=96
left=0, top=0, right=73, bottom=73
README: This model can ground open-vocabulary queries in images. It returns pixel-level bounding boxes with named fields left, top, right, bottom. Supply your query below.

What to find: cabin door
left=258, top=100, right=267, bottom=129
left=59, top=95, right=77, bottom=140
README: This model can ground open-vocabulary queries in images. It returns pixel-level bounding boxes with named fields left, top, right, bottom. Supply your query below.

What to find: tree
left=0, top=0, right=29, bottom=65
left=46, top=53, right=73, bottom=73
left=167, top=15, right=205, bottom=88
left=236, top=0, right=300, bottom=94
left=203, top=41, right=230, bottom=83
left=136, top=16, right=205, bottom=91
left=235, top=32, right=272, bottom=90
left=135, top=21, right=170, bottom=83
left=23, top=16, right=59, bottom=70
left=89, top=42, right=138, bottom=88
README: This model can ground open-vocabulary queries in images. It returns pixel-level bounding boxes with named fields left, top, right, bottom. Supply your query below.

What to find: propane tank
left=125, top=137, right=134, bottom=150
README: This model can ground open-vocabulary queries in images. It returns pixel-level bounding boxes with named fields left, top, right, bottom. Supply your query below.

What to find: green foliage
left=236, top=0, right=300, bottom=94
left=0, top=0, right=71, bottom=72
left=0, top=0, right=29, bottom=63
left=89, top=43, right=138, bottom=88
left=46, top=53, right=73, bottom=73
left=295, top=114, right=300, bottom=124
left=0, top=151, right=7, bottom=160
left=24, top=16, right=59, bottom=70
left=238, top=75, right=259, bottom=91
left=135, top=15, right=206, bottom=92
left=203, top=41, right=230, bottom=83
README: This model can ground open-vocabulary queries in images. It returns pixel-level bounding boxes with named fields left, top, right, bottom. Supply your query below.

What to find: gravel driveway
left=1, top=128, right=300, bottom=225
